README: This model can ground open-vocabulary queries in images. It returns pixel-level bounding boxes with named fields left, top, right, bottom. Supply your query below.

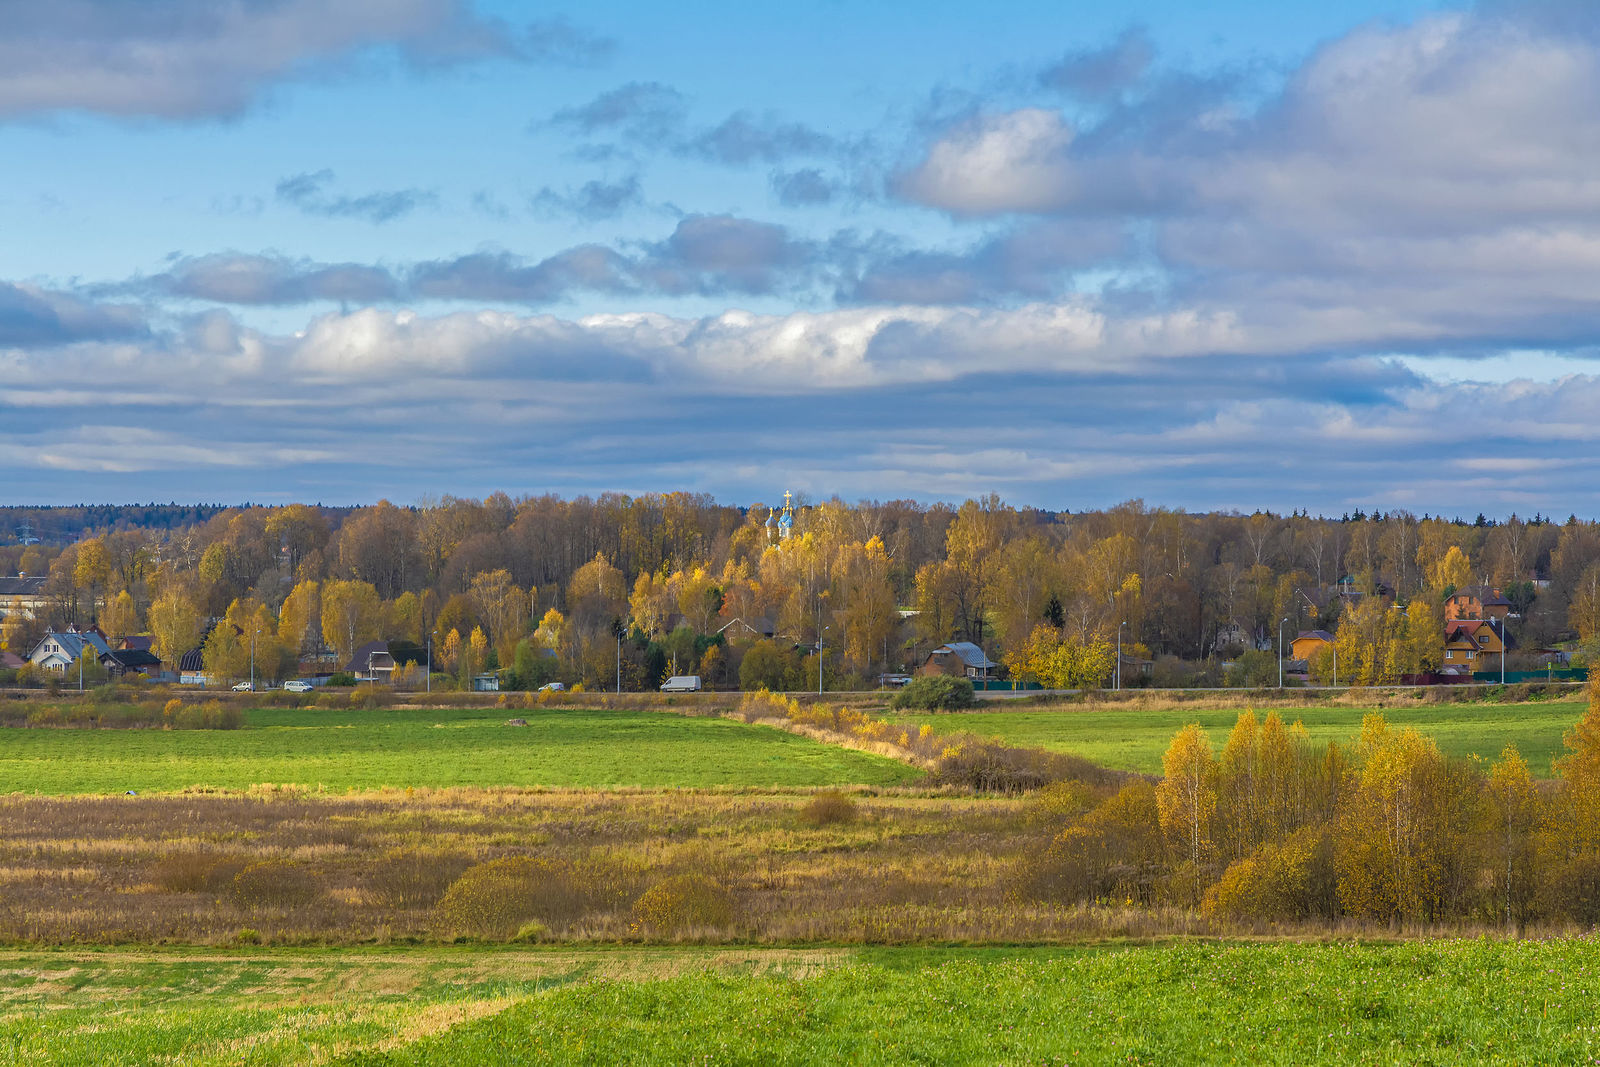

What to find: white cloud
left=897, top=109, right=1078, bottom=216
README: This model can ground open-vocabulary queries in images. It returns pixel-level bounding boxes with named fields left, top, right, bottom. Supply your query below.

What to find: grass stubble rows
left=1, top=695, right=1593, bottom=1063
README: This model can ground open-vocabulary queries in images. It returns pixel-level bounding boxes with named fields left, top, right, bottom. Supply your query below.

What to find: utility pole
left=1278, top=617, right=1289, bottom=688
left=1116, top=621, right=1125, bottom=691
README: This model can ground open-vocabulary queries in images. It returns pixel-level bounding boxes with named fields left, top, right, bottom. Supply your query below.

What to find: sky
left=5, top=0, right=1600, bottom=516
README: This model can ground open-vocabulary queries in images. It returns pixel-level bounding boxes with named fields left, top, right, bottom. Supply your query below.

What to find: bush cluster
left=798, top=791, right=858, bottom=826
left=630, top=874, right=736, bottom=933
left=890, top=676, right=976, bottom=711
left=368, top=849, right=472, bottom=909
left=437, top=855, right=631, bottom=940
left=228, top=860, right=320, bottom=910
left=1017, top=688, right=1600, bottom=929
left=11, top=697, right=240, bottom=730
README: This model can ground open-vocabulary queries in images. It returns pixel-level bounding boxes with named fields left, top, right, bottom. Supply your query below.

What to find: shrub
left=369, top=849, right=472, bottom=909
left=327, top=672, right=357, bottom=687
left=348, top=685, right=391, bottom=710
left=1203, top=826, right=1337, bottom=923
left=153, top=851, right=249, bottom=894
left=798, top=791, right=858, bottom=826
left=437, top=856, right=619, bottom=940
left=631, top=874, right=736, bottom=934
left=890, top=675, right=976, bottom=711
left=172, top=700, right=243, bottom=730
left=1013, top=782, right=1165, bottom=905
left=229, top=860, right=321, bottom=910
left=928, top=735, right=1127, bottom=794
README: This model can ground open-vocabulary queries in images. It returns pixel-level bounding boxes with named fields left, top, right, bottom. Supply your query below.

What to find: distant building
left=27, top=628, right=113, bottom=673
left=1443, top=618, right=1507, bottom=672
left=1445, top=586, right=1511, bottom=622
left=919, top=641, right=998, bottom=680
left=346, top=640, right=396, bottom=684
left=1291, top=630, right=1336, bottom=662
left=0, top=574, right=48, bottom=619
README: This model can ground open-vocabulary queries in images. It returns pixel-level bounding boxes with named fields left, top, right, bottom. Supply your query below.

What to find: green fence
left=971, top=679, right=1042, bottom=691
left=1470, top=668, right=1587, bottom=684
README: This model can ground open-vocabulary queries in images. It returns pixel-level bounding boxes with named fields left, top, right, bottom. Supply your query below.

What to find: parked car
left=282, top=679, right=314, bottom=692
left=231, top=681, right=255, bottom=692
left=659, top=675, right=702, bottom=692
left=538, top=682, right=566, bottom=692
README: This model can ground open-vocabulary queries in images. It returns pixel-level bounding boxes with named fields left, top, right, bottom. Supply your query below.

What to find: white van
left=659, top=675, right=702, bottom=692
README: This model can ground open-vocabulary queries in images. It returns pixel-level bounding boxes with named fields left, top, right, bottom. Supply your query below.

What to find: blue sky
left=4, top=0, right=1598, bottom=515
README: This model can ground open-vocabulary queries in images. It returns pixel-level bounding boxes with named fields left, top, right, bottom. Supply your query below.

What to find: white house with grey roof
left=28, top=628, right=113, bottom=673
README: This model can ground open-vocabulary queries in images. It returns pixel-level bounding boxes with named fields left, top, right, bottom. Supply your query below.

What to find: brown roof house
left=919, top=641, right=998, bottom=680
left=1443, top=619, right=1507, bottom=673
left=1445, top=587, right=1511, bottom=622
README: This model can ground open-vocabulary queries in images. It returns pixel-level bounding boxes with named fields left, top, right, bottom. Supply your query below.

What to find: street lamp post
left=250, top=627, right=258, bottom=692
left=1333, top=644, right=1338, bottom=690
left=818, top=625, right=829, bottom=696
left=426, top=632, right=433, bottom=694
left=1278, top=617, right=1289, bottom=688
left=1116, top=621, right=1126, bottom=692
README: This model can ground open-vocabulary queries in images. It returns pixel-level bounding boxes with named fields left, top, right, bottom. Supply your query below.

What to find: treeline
left=1021, top=686, right=1600, bottom=929
left=3, top=494, right=1600, bottom=690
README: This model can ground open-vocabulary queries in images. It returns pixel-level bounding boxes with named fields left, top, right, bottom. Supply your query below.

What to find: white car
left=659, top=675, right=702, bottom=692
left=282, top=679, right=314, bottom=693
left=538, top=682, right=566, bottom=692
left=231, top=681, right=255, bottom=692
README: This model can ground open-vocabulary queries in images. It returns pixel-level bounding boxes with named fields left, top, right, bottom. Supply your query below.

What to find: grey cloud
left=548, top=82, right=687, bottom=139
left=847, top=221, right=1132, bottom=305
left=0, top=1, right=606, bottom=120
left=409, top=248, right=634, bottom=303
left=772, top=168, right=839, bottom=206
left=531, top=175, right=645, bottom=220
left=7, top=301, right=1600, bottom=519
left=545, top=85, right=845, bottom=171
left=132, top=252, right=401, bottom=305
left=276, top=170, right=435, bottom=224
left=1040, top=27, right=1155, bottom=99
left=890, top=8, right=1600, bottom=357
left=0, top=283, right=146, bottom=347
left=684, top=112, right=836, bottom=165
left=410, top=215, right=821, bottom=302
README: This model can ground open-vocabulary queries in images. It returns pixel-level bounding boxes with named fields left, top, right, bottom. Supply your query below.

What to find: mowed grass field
left=0, top=706, right=920, bottom=794
left=891, top=697, right=1588, bottom=776
left=6, top=940, right=1600, bottom=1065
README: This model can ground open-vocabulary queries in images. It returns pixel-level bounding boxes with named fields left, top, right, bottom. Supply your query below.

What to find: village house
left=27, top=627, right=112, bottom=673
left=919, top=641, right=998, bottom=680
left=0, top=574, right=48, bottom=620
left=1445, top=586, right=1512, bottom=622
left=347, top=640, right=396, bottom=684
left=1291, top=630, right=1336, bottom=663
left=1442, top=618, right=1508, bottom=672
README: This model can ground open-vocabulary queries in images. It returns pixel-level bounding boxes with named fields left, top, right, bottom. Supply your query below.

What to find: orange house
left=1291, top=630, right=1335, bottom=662
left=1442, top=619, right=1505, bottom=670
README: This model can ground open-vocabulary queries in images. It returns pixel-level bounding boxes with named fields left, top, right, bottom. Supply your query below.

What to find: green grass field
left=0, top=706, right=920, bottom=794
left=892, top=697, right=1588, bottom=776
left=5, top=940, right=1598, bottom=1065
